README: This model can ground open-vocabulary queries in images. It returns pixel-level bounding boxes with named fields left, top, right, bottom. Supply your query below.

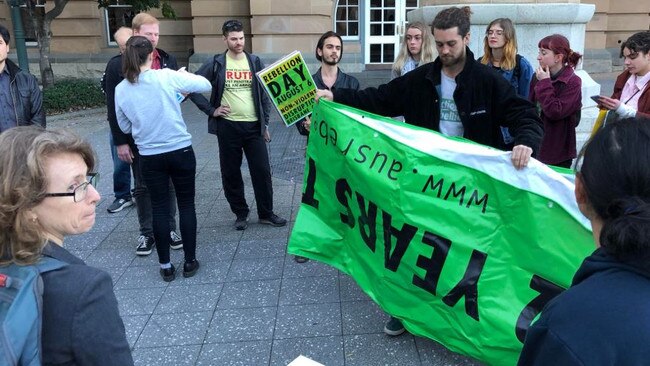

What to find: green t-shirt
left=221, top=54, right=257, bottom=122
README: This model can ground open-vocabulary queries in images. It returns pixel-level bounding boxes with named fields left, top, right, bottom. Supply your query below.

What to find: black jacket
left=334, top=48, right=543, bottom=154
left=41, top=243, right=133, bottom=365
left=518, top=247, right=650, bottom=365
left=3, top=59, right=45, bottom=129
left=189, top=51, right=271, bottom=136
left=296, top=67, right=360, bottom=136
left=103, top=48, right=177, bottom=145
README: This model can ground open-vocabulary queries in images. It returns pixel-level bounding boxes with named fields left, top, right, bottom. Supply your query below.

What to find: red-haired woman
left=530, top=34, right=582, bottom=168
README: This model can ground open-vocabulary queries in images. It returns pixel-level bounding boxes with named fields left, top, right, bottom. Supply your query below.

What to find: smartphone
left=590, top=95, right=601, bottom=103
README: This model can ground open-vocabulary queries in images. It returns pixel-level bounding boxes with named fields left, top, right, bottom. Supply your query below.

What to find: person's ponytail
left=122, top=36, right=153, bottom=84
left=600, top=198, right=650, bottom=268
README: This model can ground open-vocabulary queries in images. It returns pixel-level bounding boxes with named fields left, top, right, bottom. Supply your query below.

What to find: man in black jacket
left=296, top=30, right=360, bottom=136
left=0, top=24, right=44, bottom=133
left=190, top=19, right=287, bottom=231
left=104, top=13, right=182, bottom=256
left=318, top=7, right=543, bottom=170
left=317, top=6, right=543, bottom=336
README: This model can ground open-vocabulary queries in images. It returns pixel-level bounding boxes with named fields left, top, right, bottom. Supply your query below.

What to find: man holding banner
left=296, top=31, right=360, bottom=136
left=316, top=6, right=543, bottom=336
left=189, top=19, right=287, bottom=231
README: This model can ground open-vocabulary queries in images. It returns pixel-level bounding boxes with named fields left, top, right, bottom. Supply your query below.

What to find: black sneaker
left=294, top=255, right=309, bottom=263
left=107, top=198, right=133, bottom=213
left=234, top=215, right=248, bottom=231
left=259, top=213, right=287, bottom=227
left=383, top=316, right=406, bottom=336
left=183, top=259, right=200, bottom=278
left=136, top=235, right=155, bottom=256
left=160, top=264, right=176, bottom=282
left=170, top=231, right=183, bottom=250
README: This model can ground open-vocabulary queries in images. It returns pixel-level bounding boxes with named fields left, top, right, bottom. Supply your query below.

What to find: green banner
left=257, top=51, right=317, bottom=126
left=288, top=100, right=595, bottom=366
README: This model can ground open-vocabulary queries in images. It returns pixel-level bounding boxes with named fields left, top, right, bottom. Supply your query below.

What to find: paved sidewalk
left=48, top=103, right=483, bottom=366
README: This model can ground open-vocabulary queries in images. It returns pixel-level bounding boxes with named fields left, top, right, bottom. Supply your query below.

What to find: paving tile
left=226, top=258, right=284, bottom=282
left=89, top=216, right=125, bottom=232
left=95, top=266, right=128, bottom=285
left=415, top=336, right=485, bottom=366
left=155, top=283, right=223, bottom=314
left=282, top=256, right=338, bottom=278
left=270, top=336, right=344, bottom=366
left=121, top=314, right=150, bottom=349
left=196, top=341, right=272, bottom=366
left=275, top=303, right=341, bottom=339
left=216, top=279, right=281, bottom=309
left=234, top=239, right=287, bottom=259
left=168, top=260, right=230, bottom=286
left=136, top=311, right=212, bottom=348
left=206, top=307, right=276, bottom=342
left=197, top=228, right=242, bottom=250
left=97, top=230, right=141, bottom=250
left=114, top=266, right=170, bottom=290
left=64, top=231, right=110, bottom=251
left=340, top=274, right=372, bottom=302
left=132, top=345, right=201, bottom=366
left=341, top=300, right=387, bottom=335
left=68, top=249, right=92, bottom=261
left=84, top=248, right=135, bottom=268
left=129, top=247, right=184, bottom=267
left=343, top=333, right=420, bottom=366
left=279, top=276, right=339, bottom=306
left=195, top=240, right=239, bottom=262
left=239, top=223, right=291, bottom=241
left=115, top=287, right=166, bottom=317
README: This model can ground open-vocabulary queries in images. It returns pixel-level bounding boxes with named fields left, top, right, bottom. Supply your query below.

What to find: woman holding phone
left=596, top=31, right=650, bottom=120
left=529, top=34, right=582, bottom=168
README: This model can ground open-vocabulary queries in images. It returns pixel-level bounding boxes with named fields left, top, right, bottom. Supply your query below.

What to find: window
left=335, top=0, right=359, bottom=40
left=104, top=0, right=137, bottom=46
left=20, top=0, right=46, bottom=46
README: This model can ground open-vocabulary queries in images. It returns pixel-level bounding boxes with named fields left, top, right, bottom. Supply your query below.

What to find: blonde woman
left=391, top=22, right=436, bottom=79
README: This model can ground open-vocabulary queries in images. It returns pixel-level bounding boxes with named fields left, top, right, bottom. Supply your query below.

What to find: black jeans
left=130, top=141, right=177, bottom=237
left=141, top=146, right=197, bottom=264
left=216, top=119, right=273, bottom=219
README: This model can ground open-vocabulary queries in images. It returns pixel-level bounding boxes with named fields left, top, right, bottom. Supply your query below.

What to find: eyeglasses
left=486, top=30, right=504, bottom=36
left=223, top=20, right=242, bottom=31
left=44, top=173, right=99, bottom=203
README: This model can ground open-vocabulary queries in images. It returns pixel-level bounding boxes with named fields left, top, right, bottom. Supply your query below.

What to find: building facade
left=1, top=0, right=648, bottom=77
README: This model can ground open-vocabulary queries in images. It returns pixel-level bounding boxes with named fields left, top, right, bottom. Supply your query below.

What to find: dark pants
left=141, top=146, right=197, bottom=264
left=130, top=141, right=177, bottom=237
left=109, top=133, right=132, bottom=200
left=555, top=159, right=573, bottom=169
left=216, top=119, right=273, bottom=219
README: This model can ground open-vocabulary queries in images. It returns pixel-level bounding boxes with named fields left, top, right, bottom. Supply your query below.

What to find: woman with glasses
left=596, top=31, right=650, bottom=120
left=391, top=22, right=436, bottom=80
left=529, top=34, right=582, bottom=168
left=115, top=36, right=211, bottom=281
left=480, top=18, right=534, bottom=149
left=0, top=127, right=133, bottom=365
left=518, top=116, right=650, bottom=365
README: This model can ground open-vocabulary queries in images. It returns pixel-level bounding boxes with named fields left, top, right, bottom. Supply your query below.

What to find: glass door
left=365, top=0, right=419, bottom=65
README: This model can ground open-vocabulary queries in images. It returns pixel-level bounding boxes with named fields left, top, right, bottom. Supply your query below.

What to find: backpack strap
left=514, top=54, right=522, bottom=81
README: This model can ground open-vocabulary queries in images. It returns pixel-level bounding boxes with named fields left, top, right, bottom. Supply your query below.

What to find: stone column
left=409, top=2, right=600, bottom=149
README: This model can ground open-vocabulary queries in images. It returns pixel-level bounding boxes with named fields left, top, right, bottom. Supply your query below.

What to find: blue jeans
left=141, top=146, right=197, bottom=264
left=109, top=133, right=132, bottom=200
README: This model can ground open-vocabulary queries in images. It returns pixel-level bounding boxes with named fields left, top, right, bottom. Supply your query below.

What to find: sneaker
left=294, top=255, right=309, bottom=263
left=259, top=213, right=287, bottom=227
left=107, top=198, right=133, bottom=213
left=183, top=259, right=200, bottom=278
left=383, top=317, right=406, bottom=336
left=160, top=264, right=176, bottom=282
left=170, top=231, right=183, bottom=250
left=234, top=215, right=248, bottom=231
left=136, top=235, right=155, bottom=256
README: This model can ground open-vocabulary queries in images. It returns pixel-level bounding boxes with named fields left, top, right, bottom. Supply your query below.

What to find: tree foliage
left=20, top=0, right=176, bottom=88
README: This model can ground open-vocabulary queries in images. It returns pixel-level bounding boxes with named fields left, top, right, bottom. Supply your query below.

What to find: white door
left=364, top=0, right=419, bottom=65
